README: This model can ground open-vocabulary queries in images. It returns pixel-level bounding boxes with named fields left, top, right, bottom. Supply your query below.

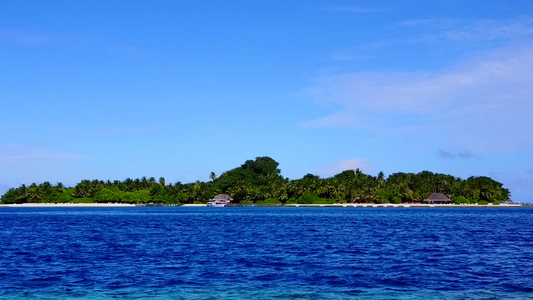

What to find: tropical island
left=0, top=157, right=511, bottom=206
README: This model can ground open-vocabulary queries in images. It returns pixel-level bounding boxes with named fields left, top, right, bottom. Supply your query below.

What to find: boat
left=207, top=199, right=231, bottom=207
left=207, top=194, right=233, bottom=207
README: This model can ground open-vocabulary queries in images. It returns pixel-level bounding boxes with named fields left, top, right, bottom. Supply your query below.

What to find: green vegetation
left=453, top=196, right=470, bottom=204
left=255, top=198, right=281, bottom=205
left=1, top=156, right=511, bottom=205
left=282, top=193, right=335, bottom=205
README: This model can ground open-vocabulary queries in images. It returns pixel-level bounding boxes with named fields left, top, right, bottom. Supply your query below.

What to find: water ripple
left=0, top=207, right=532, bottom=299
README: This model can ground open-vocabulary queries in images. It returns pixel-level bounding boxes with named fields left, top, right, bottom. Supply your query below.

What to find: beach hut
left=207, top=194, right=233, bottom=207
left=212, top=194, right=233, bottom=201
left=424, top=193, right=452, bottom=204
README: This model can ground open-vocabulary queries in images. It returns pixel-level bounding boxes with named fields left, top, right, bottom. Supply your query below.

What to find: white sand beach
left=0, top=203, right=523, bottom=208
left=284, top=203, right=523, bottom=208
left=0, top=203, right=138, bottom=207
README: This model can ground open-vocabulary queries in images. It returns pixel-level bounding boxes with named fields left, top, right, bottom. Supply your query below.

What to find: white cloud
left=317, top=158, right=369, bottom=177
left=0, top=144, right=88, bottom=164
left=306, top=46, right=533, bottom=114
left=398, top=17, right=533, bottom=44
left=333, top=17, right=533, bottom=61
left=301, top=44, right=533, bottom=152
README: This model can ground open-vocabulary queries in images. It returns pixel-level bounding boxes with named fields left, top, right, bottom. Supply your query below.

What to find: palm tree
left=17, top=184, right=28, bottom=203
left=141, top=176, right=148, bottom=188
left=376, top=171, right=385, bottom=188
left=55, top=182, right=65, bottom=193
left=209, top=172, right=217, bottom=182
left=257, top=186, right=273, bottom=201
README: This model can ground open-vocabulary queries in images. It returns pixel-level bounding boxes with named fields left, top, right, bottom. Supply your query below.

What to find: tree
left=209, top=172, right=217, bottom=181
left=0, top=157, right=513, bottom=205
left=241, top=156, right=280, bottom=177
left=49, top=190, right=73, bottom=203
left=38, top=182, right=54, bottom=200
left=94, top=187, right=123, bottom=203
left=17, top=184, right=28, bottom=203
left=1, top=188, right=18, bottom=204
left=56, top=182, right=65, bottom=193
left=376, top=188, right=393, bottom=204
left=376, top=171, right=385, bottom=188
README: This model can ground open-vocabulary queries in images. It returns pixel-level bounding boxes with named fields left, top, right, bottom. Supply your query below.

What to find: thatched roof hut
left=424, top=193, right=452, bottom=203
left=212, top=194, right=233, bottom=201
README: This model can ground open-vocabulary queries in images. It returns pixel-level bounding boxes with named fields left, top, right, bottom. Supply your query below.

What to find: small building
left=212, top=194, right=233, bottom=201
left=208, top=194, right=233, bottom=207
left=424, top=193, right=452, bottom=204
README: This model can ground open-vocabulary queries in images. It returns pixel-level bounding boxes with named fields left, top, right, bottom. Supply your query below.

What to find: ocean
left=1, top=207, right=532, bottom=299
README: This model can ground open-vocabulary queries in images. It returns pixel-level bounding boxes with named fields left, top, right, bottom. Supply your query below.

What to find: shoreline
left=0, top=203, right=138, bottom=207
left=282, top=203, right=524, bottom=208
left=0, top=203, right=525, bottom=208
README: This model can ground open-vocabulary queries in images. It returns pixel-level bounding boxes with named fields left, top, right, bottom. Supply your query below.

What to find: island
left=1, top=157, right=513, bottom=206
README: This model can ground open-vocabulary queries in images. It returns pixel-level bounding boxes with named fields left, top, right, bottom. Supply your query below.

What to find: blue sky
left=1, top=0, right=532, bottom=202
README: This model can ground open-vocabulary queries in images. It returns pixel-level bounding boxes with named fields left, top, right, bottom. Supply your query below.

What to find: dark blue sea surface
left=1, top=207, right=532, bottom=299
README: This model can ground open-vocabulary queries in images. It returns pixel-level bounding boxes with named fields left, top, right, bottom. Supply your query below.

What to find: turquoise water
left=1, top=207, right=532, bottom=299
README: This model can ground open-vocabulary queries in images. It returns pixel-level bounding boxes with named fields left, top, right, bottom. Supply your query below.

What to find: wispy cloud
left=0, top=129, right=14, bottom=136
left=317, top=158, right=369, bottom=177
left=0, top=29, right=153, bottom=60
left=438, top=150, right=456, bottom=160
left=109, top=44, right=155, bottom=59
left=398, top=17, right=533, bottom=44
left=438, top=150, right=479, bottom=160
left=0, top=30, right=53, bottom=46
left=301, top=44, right=533, bottom=152
left=323, top=6, right=386, bottom=14
left=304, top=46, right=533, bottom=115
left=327, top=51, right=373, bottom=62
left=0, top=144, right=88, bottom=164
left=101, top=127, right=151, bottom=134
left=98, top=126, right=160, bottom=138
left=340, top=17, right=533, bottom=57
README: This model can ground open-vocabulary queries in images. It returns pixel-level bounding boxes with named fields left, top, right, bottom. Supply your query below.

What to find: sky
left=1, top=0, right=532, bottom=202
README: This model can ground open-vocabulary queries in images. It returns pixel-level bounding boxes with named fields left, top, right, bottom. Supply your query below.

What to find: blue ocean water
left=0, top=207, right=532, bottom=299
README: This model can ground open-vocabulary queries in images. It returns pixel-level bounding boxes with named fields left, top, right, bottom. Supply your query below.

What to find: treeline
left=1, top=156, right=510, bottom=205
